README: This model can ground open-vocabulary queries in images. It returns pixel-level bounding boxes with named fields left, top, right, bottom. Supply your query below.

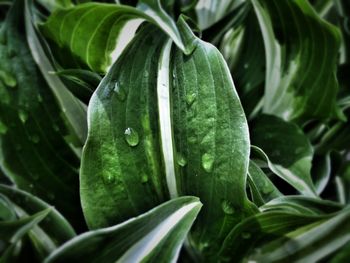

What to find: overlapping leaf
left=0, top=0, right=84, bottom=229
left=251, top=115, right=316, bottom=196
left=44, top=197, right=202, bottom=263
left=40, top=0, right=192, bottom=73
left=252, top=0, right=344, bottom=122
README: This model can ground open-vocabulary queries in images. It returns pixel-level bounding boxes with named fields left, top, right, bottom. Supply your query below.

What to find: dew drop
left=262, top=185, right=273, bottom=194
left=202, top=153, right=214, bottom=172
left=241, top=232, right=251, bottom=239
left=18, top=109, right=28, bottom=124
left=124, top=127, right=139, bottom=147
left=186, top=93, right=197, bottom=106
left=30, top=134, right=40, bottom=144
left=221, top=200, right=235, bottom=215
left=113, top=82, right=126, bottom=101
left=0, top=70, right=17, bottom=88
left=176, top=153, right=187, bottom=167
left=0, top=120, right=8, bottom=135
left=141, top=174, right=149, bottom=184
left=52, top=124, right=60, bottom=132
left=244, top=63, right=249, bottom=69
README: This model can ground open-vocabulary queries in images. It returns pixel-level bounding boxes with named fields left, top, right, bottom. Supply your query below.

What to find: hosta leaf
left=80, top=25, right=169, bottom=229
left=218, top=211, right=328, bottom=261
left=261, top=196, right=343, bottom=215
left=219, top=11, right=265, bottom=117
left=248, top=160, right=282, bottom=206
left=40, top=0, right=191, bottom=73
left=0, top=184, right=76, bottom=244
left=171, top=18, right=256, bottom=256
left=0, top=0, right=84, bottom=230
left=44, top=197, right=202, bottom=263
left=249, top=208, right=350, bottom=262
left=251, top=115, right=316, bottom=196
left=193, top=0, right=245, bottom=30
left=0, top=185, right=76, bottom=261
left=252, top=0, right=344, bottom=122
left=26, top=0, right=87, bottom=145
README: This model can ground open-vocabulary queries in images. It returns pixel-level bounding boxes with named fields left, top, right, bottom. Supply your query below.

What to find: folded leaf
left=0, top=0, right=85, bottom=230
left=251, top=115, right=317, bottom=196
left=252, top=0, right=344, bottom=121
left=44, top=196, right=202, bottom=263
left=40, top=0, right=191, bottom=73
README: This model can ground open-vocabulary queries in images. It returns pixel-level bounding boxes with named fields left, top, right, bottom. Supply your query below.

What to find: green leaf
left=218, top=211, right=328, bottom=261
left=251, top=115, right=317, bottom=196
left=312, top=153, right=331, bottom=194
left=40, top=0, right=191, bottom=73
left=25, top=0, right=88, bottom=145
left=80, top=25, right=169, bottom=229
left=249, top=208, right=350, bottom=262
left=0, top=0, right=85, bottom=230
left=261, top=196, right=343, bottom=215
left=252, top=0, right=344, bottom=122
left=171, top=18, right=256, bottom=256
left=0, top=209, right=51, bottom=262
left=248, top=160, right=282, bottom=206
left=193, top=0, right=245, bottom=30
left=0, top=184, right=76, bottom=244
left=44, top=196, right=202, bottom=263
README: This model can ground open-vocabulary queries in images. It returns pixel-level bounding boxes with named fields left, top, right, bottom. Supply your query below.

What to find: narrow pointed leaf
left=44, top=197, right=202, bottom=263
left=250, top=208, right=350, bottom=262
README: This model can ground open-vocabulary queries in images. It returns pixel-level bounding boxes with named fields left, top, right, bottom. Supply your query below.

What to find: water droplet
left=29, top=184, right=34, bottom=189
left=221, top=200, right=235, bottom=215
left=141, top=174, right=149, bottom=184
left=294, top=147, right=304, bottom=155
left=124, top=127, right=139, bottom=147
left=176, top=153, right=187, bottom=167
left=244, top=63, right=249, bottom=69
left=102, top=171, right=115, bottom=185
left=262, top=185, right=273, bottom=194
left=0, top=120, right=8, bottom=135
left=30, top=134, right=40, bottom=144
left=0, top=70, right=17, bottom=88
left=113, top=82, right=126, bottom=101
left=144, top=71, right=149, bottom=78
left=18, top=109, right=28, bottom=123
left=186, top=93, right=197, bottom=106
left=241, top=232, right=251, bottom=239
left=202, top=153, right=214, bottom=172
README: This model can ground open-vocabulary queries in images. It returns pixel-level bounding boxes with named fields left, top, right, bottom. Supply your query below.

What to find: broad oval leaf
left=251, top=114, right=317, bottom=197
left=252, top=0, right=344, bottom=122
left=44, top=196, right=202, bottom=263
left=40, top=1, right=192, bottom=73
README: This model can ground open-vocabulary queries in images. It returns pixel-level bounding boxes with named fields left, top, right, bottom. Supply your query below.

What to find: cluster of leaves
left=1, top=0, right=350, bottom=262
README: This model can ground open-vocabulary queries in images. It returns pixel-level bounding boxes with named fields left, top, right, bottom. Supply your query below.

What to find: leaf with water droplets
left=172, top=19, right=256, bottom=256
left=124, top=127, right=139, bottom=147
